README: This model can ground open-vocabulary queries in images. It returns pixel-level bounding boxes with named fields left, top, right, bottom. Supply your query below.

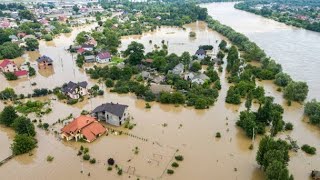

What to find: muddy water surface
left=0, top=20, right=319, bottom=180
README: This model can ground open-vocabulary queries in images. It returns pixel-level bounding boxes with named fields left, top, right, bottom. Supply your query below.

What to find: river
left=0, top=4, right=319, bottom=180
left=201, top=2, right=320, bottom=100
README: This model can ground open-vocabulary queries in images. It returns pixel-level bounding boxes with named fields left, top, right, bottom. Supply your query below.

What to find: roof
left=61, top=115, right=95, bottom=134
left=77, top=47, right=86, bottom=54
left=0, top=59, right=15, bottom=68
left=194, top=73, right=209, bottom=81
left=82, top=44, right=94, bottom=48
left=196, top=48, right=206, bottom=55
left=84, top=55, right=95, bottom=60
left=36, top=55, right=53, bottom=63
left=62, top=81, right=88, bottom=94
left=61, top=115, right=106, bottom=142
left=170, top=63, right=184, bottom=75
left=14, top=70, right=28, bottom=77
left=143, top=58, right=153, bottom=63
left=92, top=102, right=128, bottom=117
left=150, top=83, right=173, bottom=94
left=97, top=52, right=111, bottom=59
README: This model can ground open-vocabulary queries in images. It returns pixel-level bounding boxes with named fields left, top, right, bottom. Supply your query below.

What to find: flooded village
left=0, top=0, right=320, bottom=180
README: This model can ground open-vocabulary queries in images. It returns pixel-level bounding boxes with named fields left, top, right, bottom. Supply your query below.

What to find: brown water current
left=0, top=13, right=319, bottom=180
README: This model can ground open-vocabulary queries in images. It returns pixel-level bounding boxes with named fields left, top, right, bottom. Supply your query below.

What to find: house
left=169, top=63, right=184, bottom=76
left=9, top=35, right=18, bottom=42
left=311, top=170, right=320, bottom=180
left=84, top=55, right=95, bottom=63
left=184, top=72, right=209, bottom=85
left=92, top=102, right=129, bottom=126
left=150, top=83, right=173, bottom=95
left=141, top=71, right=151, bottom=80
left=77, top=47, right=87, bottom=54
left=14, top=70, right=28, bottom=78
left=60, top=115, right=106, bottom=142
left=195, top=48, right=206, bottom=60
left=142, top=58, right=154, bottom=64
left=96, top=51, right=111, bottom=63
left=152, top=75, right=165, bottom=84
left=81, top=44, right=94, bottom=51
left=191, top=73, right=209, bottom=85
left=0, top=59, right=19, bottom=73
left=36, top=55, right=53, bottom=69
left=62, top=81, right=88, bottom=99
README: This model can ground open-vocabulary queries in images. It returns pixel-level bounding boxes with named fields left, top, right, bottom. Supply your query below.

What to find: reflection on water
left=201, top=2, right=320, bottom=100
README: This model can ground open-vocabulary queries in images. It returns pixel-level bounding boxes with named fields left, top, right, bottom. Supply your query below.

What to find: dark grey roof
left=36, top=55, right=53, bottom=63
left=82, top=44, right=94, bottom=48
left=196, top=49, right=206, bottom=55
left=62, top=81, right=87, bottom=93
left=92, top=102, right=128, bottom=117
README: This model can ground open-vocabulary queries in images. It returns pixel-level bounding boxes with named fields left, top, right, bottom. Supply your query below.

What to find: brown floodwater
left=0, top=19, right=319, bottom=180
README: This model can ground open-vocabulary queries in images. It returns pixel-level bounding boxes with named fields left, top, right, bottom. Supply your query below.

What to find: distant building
left=96, top=51, right=111, bottom=63
left=61, top=115, right=106, bottom=142
left=81, top=44, right=94, bottom=51
left=36, top=55, right=53, bottom=69
left=92, top=102, right=129, bottom=126
left=150, top=83, right=173, bottom=95
left=184, top=72, right=209, bottom=85
left=62, top=81, right=88, bottom=99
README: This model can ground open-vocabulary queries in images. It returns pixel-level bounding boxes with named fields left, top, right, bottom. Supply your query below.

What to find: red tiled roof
left=143, top=58, right=153, bottom=63
left=14, top=70, right=28, bottom=77
left=81, top=122, right=106, bottom=142
left=0, top=59, right=14, bottom=68
left=77, top=47, right=86, bottom=54
left=61, top=115, right=106, bottom=142
left=97, top=52, right=111, bottom=59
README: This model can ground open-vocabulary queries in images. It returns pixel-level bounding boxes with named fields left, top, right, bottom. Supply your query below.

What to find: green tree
left=12, top=116, right=36, bottom=137
left=219, top=40, right=227, bottom=50
left=18, top=10, right=35, bottom=20
left=265, top=160, right=292, bottom=180
left=124, top=41, right=145, bottom=65
left=283, top=81, right=309, bottom=102
left=25, top=38, right=39, bottom=51
left=236, top=111, right=257, bottom=138
left=274, top=72, right=292, bottom=87
left=75, top=31, right=87, bottom=44
left=0, top=42, right=23, bottom=59
left=304, top=99, right=320, bottom=125
left=73, top=5, right=80, bottom=14
left=190, top=62, right=201, bottom=72
left=180, top=51, right=191, bottom=65
left=0, top=106, right=18, bottom=126
left=11, top=134, right=37, bottom=155
left=0, top=88, right=17, bottom=100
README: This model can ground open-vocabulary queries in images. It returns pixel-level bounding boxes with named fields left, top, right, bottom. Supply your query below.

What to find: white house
left=92, top=102, right=129, bottom=126
left=184, top=72, right=209, bottom=85
left=0, top=59, right=19, bottom=73
left=96, top=51, right=111, bottom=63
left=195, top=48, right=206, bottom=60
left=62, top=81, right=88, bottom=99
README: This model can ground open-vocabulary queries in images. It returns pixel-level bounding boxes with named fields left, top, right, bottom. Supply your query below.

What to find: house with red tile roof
left=96, top=51, right=111, bottom=63
left=0, top=59, right=19, bottom=73
left=14, top=70, right=28, bottom=78
left=61, top=115, right=106, bottom=142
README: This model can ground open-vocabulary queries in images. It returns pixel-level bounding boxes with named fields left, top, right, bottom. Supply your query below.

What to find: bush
left=47, top=155, right=54, bottom=162
left=4, top=72, right=18, bottom=81
left=284, top=122, right=293, bottom=131
left=117, top=169, right=122, bottom=175
left=301, top=144, right=316, bottom=155
left=44, top=34, right=53, bottom=41
left=216, top=132, right=221, bottom=138
left=171, top=162, right=179, bottom=168
left=90, top=158, right=96, bottom=164
left=107, top=158, right=115, bottom=166
left=167, top=169, right=174, bottom=174
left=107, top=166, right=112, bottom=171
left=283, top=81, right=308, bottom=102
left=105, top=78, right=114, bottom=87
left=67, top=99, right=78, bottom=105
left=145, top=103, right=151, bottom=108
left=175, top=155, right=184, bottom=161
left=83, top=154, right=90, bottom=160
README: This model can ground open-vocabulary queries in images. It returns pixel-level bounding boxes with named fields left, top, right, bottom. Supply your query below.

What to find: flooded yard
left=0, top=20, right=319, bottom=180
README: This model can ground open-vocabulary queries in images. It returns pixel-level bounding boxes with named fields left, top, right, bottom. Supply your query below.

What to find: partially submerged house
left=184, top=72, right=209, bottom=85
left=61, top=115, right=106, bottom=142
left=195, top=48, right=206, bottom=60
left=0, top=59, right=19, bottom=73
left=150, top=83, right=173, bottom=95
left=311, top=170, right=320, bottom=180
left=84, top=55, right=95, bottom=63
left=36, top=55, right=53, bottom=69
left=96, top=51, right=111, bottom=63
left=62, top=81, right=88, bottom=99
left=92, top=102, right=129, bottom=126
left=169, top=63, right=184, bottom=76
